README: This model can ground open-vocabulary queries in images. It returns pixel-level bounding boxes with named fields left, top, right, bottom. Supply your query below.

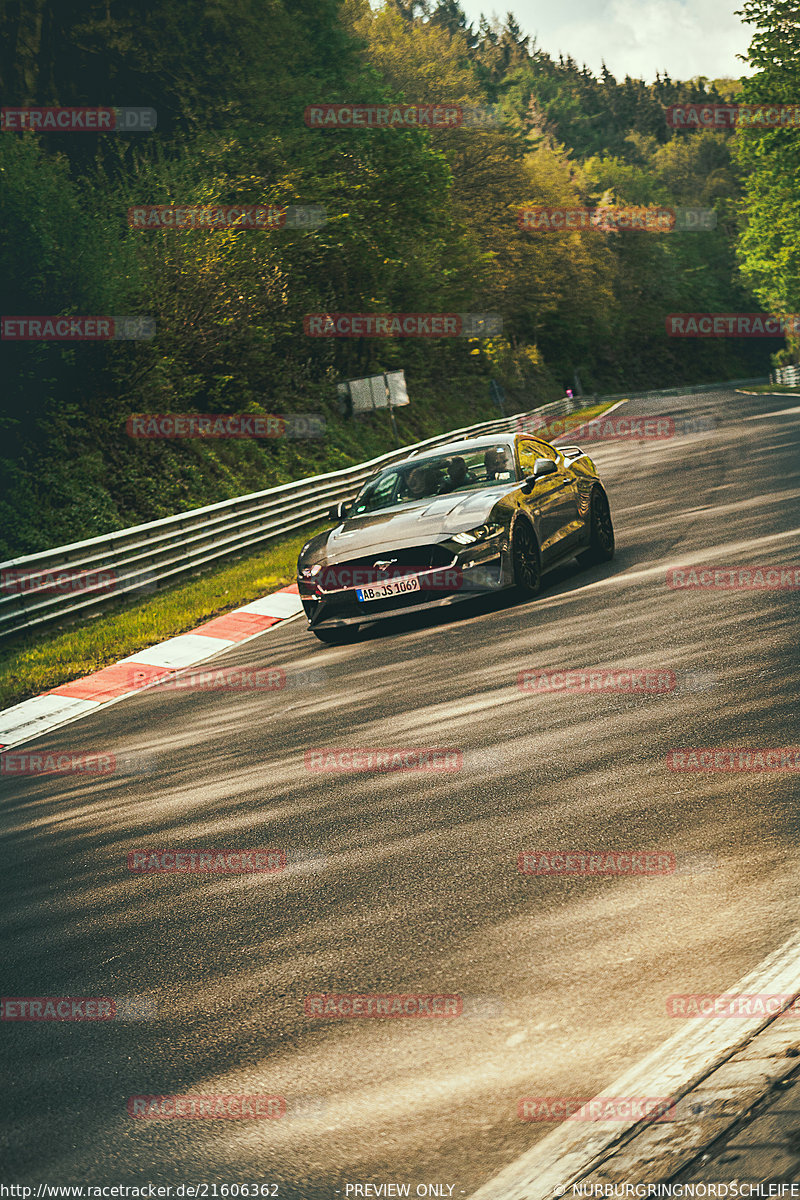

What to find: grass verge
left=0, top=397, right=618, bottom=709
left=0, top=524, right=325, bottom=710
left=737, top=384, right=800, bottom=394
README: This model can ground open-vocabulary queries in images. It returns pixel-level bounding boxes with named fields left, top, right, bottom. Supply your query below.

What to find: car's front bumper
left=298, top=547, right=506, bottom=629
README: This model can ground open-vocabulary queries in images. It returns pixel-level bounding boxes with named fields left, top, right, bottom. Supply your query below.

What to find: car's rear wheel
left=577, top=487, right=615, bottom=566
left=312, top=625, right=361, bottom=644
left=511, top=519, right=541, bottom=597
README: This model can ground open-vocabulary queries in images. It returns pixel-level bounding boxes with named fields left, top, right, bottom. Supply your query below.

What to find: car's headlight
left=300, top=563, right=323, bottom=577
left=451, top=523, right=503, bottom=545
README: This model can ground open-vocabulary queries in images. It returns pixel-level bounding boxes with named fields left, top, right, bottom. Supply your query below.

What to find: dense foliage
left=0, top=0, right=783, bottom=556
left=734, top=0, right=800, bottom=356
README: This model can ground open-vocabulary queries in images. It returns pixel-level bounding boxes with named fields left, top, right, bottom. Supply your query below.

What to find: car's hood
left=313, top=486, right=514, bottom=565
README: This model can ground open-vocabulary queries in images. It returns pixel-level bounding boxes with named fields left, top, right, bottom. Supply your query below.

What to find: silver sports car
left=297, top=431, right=614, bottom=642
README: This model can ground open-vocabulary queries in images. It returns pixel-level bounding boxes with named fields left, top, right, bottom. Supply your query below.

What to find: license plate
left=356, top=577, right=421, bottom=602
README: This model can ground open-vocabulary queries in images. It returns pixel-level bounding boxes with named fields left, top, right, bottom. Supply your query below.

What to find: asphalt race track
left=1, top=388, right=799, bottom=1195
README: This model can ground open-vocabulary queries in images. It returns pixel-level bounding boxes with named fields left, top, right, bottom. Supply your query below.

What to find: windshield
left=349, top=445, right=517, bottom=515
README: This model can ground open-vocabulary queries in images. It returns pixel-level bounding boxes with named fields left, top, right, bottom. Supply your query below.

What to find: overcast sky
left=458, top=0, right=752, bottom=82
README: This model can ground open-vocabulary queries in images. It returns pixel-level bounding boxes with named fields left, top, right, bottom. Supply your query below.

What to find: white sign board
left=344, top=371, right=409, bottom=413
left=385, top=371, right=409, bottom=406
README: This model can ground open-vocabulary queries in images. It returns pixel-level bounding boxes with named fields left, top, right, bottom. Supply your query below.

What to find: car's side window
left=518, top=439, right=559, bottom=475
left=517, top=440, right=542, bottom=475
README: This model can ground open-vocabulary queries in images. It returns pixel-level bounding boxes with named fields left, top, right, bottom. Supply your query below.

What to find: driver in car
left=439, top=456, right=470, bottom=492
left=484, top=446, right=512, bottom=480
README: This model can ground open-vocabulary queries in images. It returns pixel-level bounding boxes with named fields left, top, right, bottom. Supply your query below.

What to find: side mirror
left=534, top=458, right=558, bottom=478
left=520, top=459, right=557, bottom=493
left=328, top=500, right=353, bottom=521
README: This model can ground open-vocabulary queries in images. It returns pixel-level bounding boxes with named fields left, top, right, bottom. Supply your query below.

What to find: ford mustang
left=296, top=432, right=614, bottom=642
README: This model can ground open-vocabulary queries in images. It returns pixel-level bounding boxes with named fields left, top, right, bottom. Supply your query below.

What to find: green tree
left=734, top=0, right=800, bottom=352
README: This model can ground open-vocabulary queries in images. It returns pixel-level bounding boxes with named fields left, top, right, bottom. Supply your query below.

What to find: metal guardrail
left=774, top=365, right=800, bottom=387
left=0, top=398, right=575, bottom=640
left=0, top=375, right=768, bottom=640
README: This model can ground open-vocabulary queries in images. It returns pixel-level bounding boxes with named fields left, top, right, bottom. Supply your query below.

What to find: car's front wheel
left=511, top=519, right=542, bottom=597
left=312, top=625, right=361, bottom=644
left=577, top=487, right=615, bottom=566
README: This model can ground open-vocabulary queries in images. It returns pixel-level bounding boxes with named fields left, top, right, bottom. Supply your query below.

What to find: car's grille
left=336, top=544, right=454, bottom=570
left=317, top=544, right=455, bottom=593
